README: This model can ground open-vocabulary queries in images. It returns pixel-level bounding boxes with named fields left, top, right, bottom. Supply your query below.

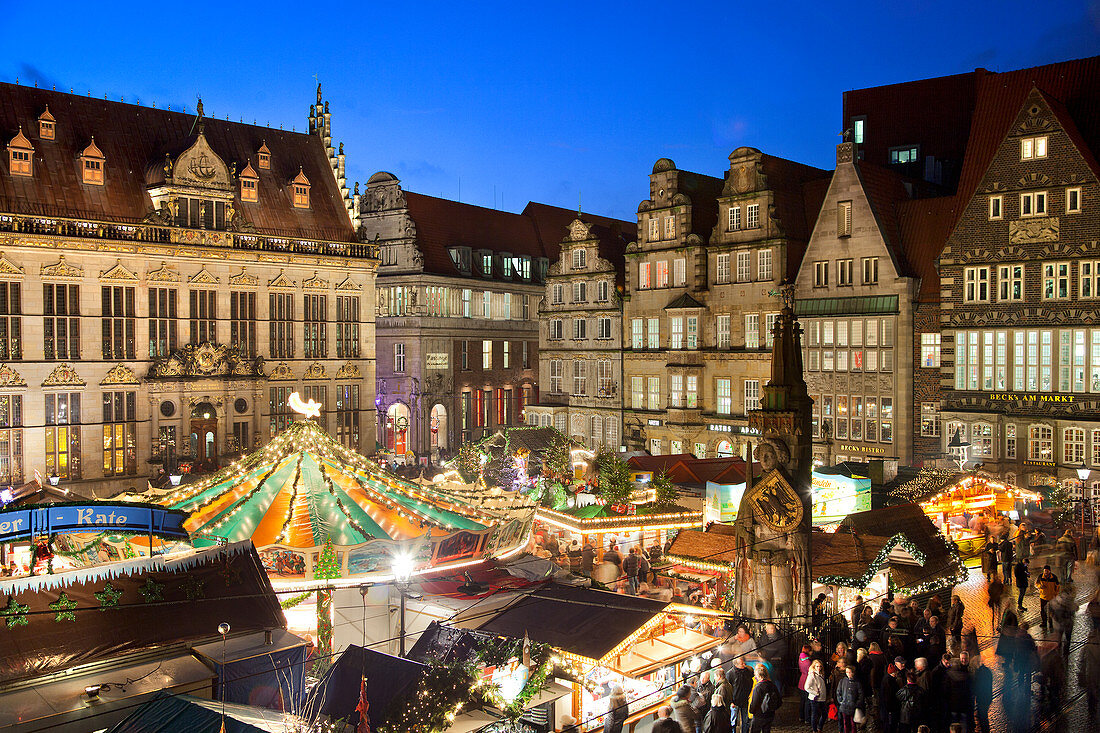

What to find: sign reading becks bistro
left=426, top=353, right=449, bottom=369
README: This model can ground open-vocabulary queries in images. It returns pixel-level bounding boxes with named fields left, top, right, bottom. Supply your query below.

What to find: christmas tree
left=313, top=536, right=341, bottom=674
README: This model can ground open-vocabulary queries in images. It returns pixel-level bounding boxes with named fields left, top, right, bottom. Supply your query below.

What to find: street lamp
left=392, top=554, right=415, bottom=657
left=1075, top=464, right=1092, bottom=536
left=48, top=472, right=59, bottom=487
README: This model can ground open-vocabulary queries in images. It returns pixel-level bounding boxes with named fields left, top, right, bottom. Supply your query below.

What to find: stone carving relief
left=268, top=362, right=296, bottom=381
left=41, top=256, right=83, bottom=280
left=147, top=262, right=181, bottom=283
left=42, top=363, right=85, bottom=387
left=146, top=344, right=266, bottom=380
left=268, top=271, right=296, bottom=290
left=304, top=362, right=326, bottom=380
left=303, top=272, right=329, bottom=290
left=335, top=362, right=362, bottom=380
left=229, top=271, right=259, bottom=287
left=0, top=253, right=24, bottom=278
left=189, top=267, right=220, bottom=285
left=100, top=260, right=138, bottom=281
left=101, top=364, right=140, bottom=386
left=1009, top=217, right=1059, bottom=244
left=0, top=364, right=26, bottom=387
left=335, top=276, right=362, bottom=291
left=568, top=219, right=593, bottom=242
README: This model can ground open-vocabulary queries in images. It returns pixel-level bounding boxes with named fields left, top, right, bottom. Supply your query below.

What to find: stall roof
left=811, top=530, right=891, bottom=586
left=0, top=541, right=284, bottom=684
left=450, top=583, right=668, bottom=661
left=838, top=504, right=966, bottom=592
left=666, top=527, right=739, bottom=567
left=303, top=645, right=426, bottom=726
left=628, top=455, right=756, bottom=487
left=109, top=693, right=303, bottom=733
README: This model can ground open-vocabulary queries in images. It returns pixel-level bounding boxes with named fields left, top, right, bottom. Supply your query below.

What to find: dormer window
left=80, top=138, right=105, bottom=185
left=481, top=252, right=493, bottom=276
left=38, top=107, right=55, bottom=140
left=291, top=168, right=310, bottom=208
left=258, top=142, right=271, bottom=170
left=240, top=161, right=259, bottom=203
left=7, top=128, right=33, bottom=177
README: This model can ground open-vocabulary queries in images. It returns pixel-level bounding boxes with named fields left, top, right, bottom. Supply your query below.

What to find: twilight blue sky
left=2, top=1, right=1098, bottom=221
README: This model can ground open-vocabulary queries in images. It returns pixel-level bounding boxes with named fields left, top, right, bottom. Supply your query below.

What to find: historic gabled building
left=360, top=175, right=600, bottom=459
left=621, top=154, right=828, bottom=459
left=622, top=159, right=723, bottom=455
left=0, top=82, right=376, bottom=496
left=937, top=58, right=1100, bottom=497
left=794, top=143, right=936, bottom=469
left=525, top=213, right=634, bottom=448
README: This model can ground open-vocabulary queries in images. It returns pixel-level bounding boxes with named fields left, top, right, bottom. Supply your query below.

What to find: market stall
left=450, top=583, right=728, bottom=731
left=892, top=469, right=1042, bottom=558
left=535, top=503, right=703, bottom=568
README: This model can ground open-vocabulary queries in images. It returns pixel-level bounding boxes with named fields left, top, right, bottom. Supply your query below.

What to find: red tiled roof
left=627, top=454, right=754, bottom=486
left=952, top=56, right=1100, bottom=230
left=898, top=195, right=957, bottom=302
left=843, top=70, right=979, bottom=192
left=404, top=192, right=546, bottom=277
left=0, top=83, right=355, bottom=241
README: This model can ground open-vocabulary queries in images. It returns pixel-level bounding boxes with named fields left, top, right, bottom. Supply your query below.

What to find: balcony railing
left=0, top=212, right=379, bottom=259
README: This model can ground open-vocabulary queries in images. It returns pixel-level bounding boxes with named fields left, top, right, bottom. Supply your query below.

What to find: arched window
left=1029, top=425, right=1053, bottom=461
left=591, top=415, right=603, bottom=448
left=1064, top=426, right=1086, bottom=464
left=716, top=440, right=734, bottom=458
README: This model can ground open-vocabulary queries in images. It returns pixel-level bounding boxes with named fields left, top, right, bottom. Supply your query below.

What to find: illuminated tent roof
left=164, top=420, right=490, bottom=548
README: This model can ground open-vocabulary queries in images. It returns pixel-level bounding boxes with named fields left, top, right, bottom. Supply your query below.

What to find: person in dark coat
left=747, top=665, right=780, bottom=733
left=670, top=685, right=698, bottom=733
left=879, top=667, right=903, bottom=733
left=757, top=623, right=786, bottom=695
left=1013, top=558, right=1030, bottom=610
left=1000, top=534, right=1015, bottom=587
left=652, top=706, right=682, bottom=733
left=972, top=657, right=993, bottom=733
left=567, top=539, right=583, bottom=573
left=946, top=658, right=972, bottom=731
left=726, top=657, right=753, bottom=733
left=945, top=594, right=965, bottom=646
left=896, top=674, right=925, bottom=733
left=603, top=686, right=629, bottom=733
left=835, top=666, right=865, bottom=733
left=868, top=642, right=888, bottom=695
left=703, top=692, right=733, bottom=733
left=647, top=542, right=663, bottom=584
left=581, top=541, right=595, bottom=576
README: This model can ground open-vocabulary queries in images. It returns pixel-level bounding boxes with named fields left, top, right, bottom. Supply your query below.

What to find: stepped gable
left=0, top=83, right=356, bottom=241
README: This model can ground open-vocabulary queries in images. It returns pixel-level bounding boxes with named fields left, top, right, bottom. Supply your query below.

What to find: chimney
left=264, top=629, right=273, bottom=645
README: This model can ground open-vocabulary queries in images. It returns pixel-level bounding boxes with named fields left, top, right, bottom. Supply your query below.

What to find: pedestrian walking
left=653, top=706, right=682, bottom=733
left=567, top=539, right=582, bottom=573
left=972, top=656, right=993, bottom=733
left=1049, top=586, right=1078, bottom=656
left=1056, top=529, right=1078, bottom=584
left=1079, top=628, right=1100, bottom=719
left=797, top=644, right=812, bottom=724
left=757, top=623, right=786, bottom=695
left=1000, top=535, right=1015, bottom=587
left=747, top=664, right=781, bottom=733
left=880, top=663, right=904, bottom=733
left=648, top=542, right=663, bottom=584
left=987, top=573, right=1004, bottom=627
left=671, top=685, right=698, bottom=733
left=982, top=541, right=999, bottom=582
left=896, top=673, right=925, bottom=733
left=622, top=547, right=642, bottom=595
left=1038, top=639, right=1065, bottom=720
left=804, top=659, right=828, bottom=733
left=945, top=658, right=972, bottom=733
left=1035, top=565, right=1060, bottom=631
left=1013, top=558, right=1030, bottom=610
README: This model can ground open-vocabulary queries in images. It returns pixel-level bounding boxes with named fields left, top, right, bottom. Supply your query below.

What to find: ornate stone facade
left=0, top=81, right=377, bottom=495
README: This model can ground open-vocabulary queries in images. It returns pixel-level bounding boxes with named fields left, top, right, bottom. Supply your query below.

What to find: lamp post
left=1076, top=464, right=1091, bottom=537
left=392, top=555, right=414, bottom=657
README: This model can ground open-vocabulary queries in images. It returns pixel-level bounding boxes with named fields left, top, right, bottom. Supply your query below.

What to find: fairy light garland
left=664, top=553, right=735, bottom=574
left=317, top=458, right=372, bottom=541
left=536, top=505, right=704, bottom=533
left=813, top=531, right=971, bottom=597
left=274, top=453, right=305, bottom=544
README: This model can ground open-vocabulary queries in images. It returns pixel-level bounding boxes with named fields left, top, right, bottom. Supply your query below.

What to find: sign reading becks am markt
left=426, top=353, right=449, bottom=369
left=0, top=503, right=189, bottom=543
